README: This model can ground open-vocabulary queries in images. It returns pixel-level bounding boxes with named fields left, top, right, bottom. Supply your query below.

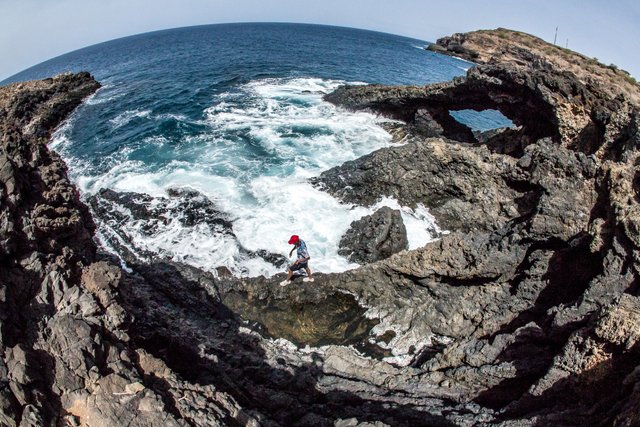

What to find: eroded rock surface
left=87, top=187, right=287, bottom=270
left=0, top=74, right=256, bottom=427
left=2, top=26, right=640, bottom=427
left=428, top=28, right=640, bottom=106
left=308, top=29, right=640, bottom=426
left=311, top=136, right=521, bottom=232
left=338, top=206, right=408, bottom=263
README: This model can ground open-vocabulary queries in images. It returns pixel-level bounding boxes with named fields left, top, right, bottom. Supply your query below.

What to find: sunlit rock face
left=2, top=26, right=640, bottom=426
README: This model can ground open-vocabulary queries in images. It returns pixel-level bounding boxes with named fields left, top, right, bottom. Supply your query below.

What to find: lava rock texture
left=0, top=74, right=257, bottom=426
left=2, top=27, right=640, bottom=427
left=338, top=207, right=408, bottom=263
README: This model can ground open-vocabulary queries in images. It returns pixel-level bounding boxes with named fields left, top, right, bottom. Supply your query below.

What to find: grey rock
left=339, top=207, right=408, bottom=263
left=0, top=74, right=247, bottom=427
left=312, top=136, right=521, bottom=232
left=3, top=29, right=640, bottom=427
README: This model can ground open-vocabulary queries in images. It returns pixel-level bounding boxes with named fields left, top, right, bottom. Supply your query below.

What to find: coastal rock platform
left=2, top=28, right=640, bottom=426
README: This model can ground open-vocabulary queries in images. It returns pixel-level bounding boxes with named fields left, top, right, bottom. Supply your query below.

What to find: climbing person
left=279, top=234, right=314, bottom=286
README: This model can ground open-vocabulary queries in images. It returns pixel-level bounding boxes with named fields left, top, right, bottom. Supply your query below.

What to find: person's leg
left=280, top=265, right=295, bottom=286
left=303, top=266, right=314, bottom=282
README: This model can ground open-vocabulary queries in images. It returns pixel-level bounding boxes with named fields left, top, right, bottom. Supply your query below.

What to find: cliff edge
left=428, top=27, right=640, bottom=106
left=2, top=27, right=640, bottom=427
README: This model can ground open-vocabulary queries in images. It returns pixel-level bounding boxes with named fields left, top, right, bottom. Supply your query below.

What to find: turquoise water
left=3, top=23, right=509, bottom=276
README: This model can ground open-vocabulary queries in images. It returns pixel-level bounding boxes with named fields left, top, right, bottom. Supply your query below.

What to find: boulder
left=338, top=207, right=408, bottom=263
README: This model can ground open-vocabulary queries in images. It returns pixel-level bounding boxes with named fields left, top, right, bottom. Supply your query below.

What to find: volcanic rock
left=312, top=28, right=640, bottom=425
left=311, top=136, right=522, bottom=232
left=338, top=206, right=408, bottom=263
left=87, top=187, right=287, bottom=269
left=2, top=26, right=640, bottom=427
left=0, top=74, right=253, bottom=426
left=431, top=28, right=640, bottom=105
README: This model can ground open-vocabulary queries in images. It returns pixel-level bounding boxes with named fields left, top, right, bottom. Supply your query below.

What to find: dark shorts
left=288, top=261, right=308, bottom=272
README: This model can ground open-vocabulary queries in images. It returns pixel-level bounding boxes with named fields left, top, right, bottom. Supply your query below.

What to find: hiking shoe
left=303, top=277, right=314, bottom=283
left=279, top=280, right=291, bottom=287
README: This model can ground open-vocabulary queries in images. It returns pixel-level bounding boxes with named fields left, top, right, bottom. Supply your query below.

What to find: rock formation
left=87, top=187, right=287, bottom=271
left=338, top=207, right=408, bottom=263
left=0, top=74, right=256, bottom=426
left=2, top=27, right=640, bottom=426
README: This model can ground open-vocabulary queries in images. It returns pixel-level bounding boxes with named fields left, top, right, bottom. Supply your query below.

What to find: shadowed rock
left=3, top=25, right=640, bottom=426
left=0, top=74, right=256, bottom=426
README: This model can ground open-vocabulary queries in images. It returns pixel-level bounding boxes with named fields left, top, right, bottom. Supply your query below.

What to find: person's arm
left=298, top=245, right=310, bottom=263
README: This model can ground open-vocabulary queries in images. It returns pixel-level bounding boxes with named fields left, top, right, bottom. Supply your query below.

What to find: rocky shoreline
left=2, top=28, right=640, bottom=426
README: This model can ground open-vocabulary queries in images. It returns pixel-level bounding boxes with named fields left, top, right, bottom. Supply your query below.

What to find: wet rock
left=0, top=74, right=250, bottom=426
left=312, top=136, right=521, bottom=232
left=313, top=28, right=640, bottom=426
left=4, top=27, right=640, bottom=427
left=223, top=288, right=379, bottom=347
left=339, top=207, right=408, bottom=263
left=252, top=249, right=288, bottom=268
left=89, top=187, right=233, bottom=236
left=87, top=187, right=288, bottom=270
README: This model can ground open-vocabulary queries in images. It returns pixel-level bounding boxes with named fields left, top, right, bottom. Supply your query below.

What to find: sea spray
left=40, top=25, right=510, bottom=278
left=52, top=77, right=444, bottom=276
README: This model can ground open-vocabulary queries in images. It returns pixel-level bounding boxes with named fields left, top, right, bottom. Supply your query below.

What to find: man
left=279, top=235, right=314, bottom=286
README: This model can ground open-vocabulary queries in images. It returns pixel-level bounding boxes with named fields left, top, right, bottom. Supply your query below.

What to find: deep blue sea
left=2, top=23, right=510, bottom=276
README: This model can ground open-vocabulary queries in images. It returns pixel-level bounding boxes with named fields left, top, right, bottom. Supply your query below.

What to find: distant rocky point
left=2, top=26, right=640, bottom=426
left=427, top=27, right=640, bottom=105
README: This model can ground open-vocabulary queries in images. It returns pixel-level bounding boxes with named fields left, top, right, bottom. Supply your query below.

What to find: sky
left=1, top=0, right=639, bottom=81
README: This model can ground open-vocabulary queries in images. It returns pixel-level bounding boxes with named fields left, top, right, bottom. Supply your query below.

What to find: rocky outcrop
left=312, top=136, right=522, bottom=232
left=428, top=28, right=640, bottom=106
left=310, top=30, right=640, bottom=425
left=0, top=74, right=254, bottom=426
left=3, top=26, right=640, bottom=427
left=87, top=187, right=288, bottom=270
left=338, top=206, right=408, bottom=263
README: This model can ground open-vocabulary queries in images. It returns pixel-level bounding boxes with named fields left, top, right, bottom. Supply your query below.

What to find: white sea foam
left=156, top=112, right=190, bottom=122
left=450, top=54, right=475, bottom=63
left=56, top=77, right=444, bottom=277
left=142, top=135, right=169, bottom=148
left=369, top=197, right=445, bottom=249
left=50, top=119, right=74, bottom=151
left=109, top=109, right=151, bottom=129
left=85, top=85, right=126, bottom=106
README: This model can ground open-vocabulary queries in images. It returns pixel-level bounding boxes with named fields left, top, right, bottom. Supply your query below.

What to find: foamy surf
left=109, top=109, right=152, bottom=129
left=51, top=77, right=444, bottom=277
left=84, top=84, right=127, bottom=106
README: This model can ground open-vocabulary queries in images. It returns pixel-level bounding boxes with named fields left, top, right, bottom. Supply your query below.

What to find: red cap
left=288, top=235, right=299, bottom=244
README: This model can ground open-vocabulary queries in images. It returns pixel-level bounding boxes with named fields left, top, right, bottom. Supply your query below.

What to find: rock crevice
left=2, top=26, right=640, bottom=426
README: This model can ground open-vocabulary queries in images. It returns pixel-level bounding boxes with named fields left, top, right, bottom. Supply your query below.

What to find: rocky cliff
left=0, top=74, right=259, bottom=426
left=2, top=28, right=640, bottom=427
left=427, top=28, right=640, bottom=106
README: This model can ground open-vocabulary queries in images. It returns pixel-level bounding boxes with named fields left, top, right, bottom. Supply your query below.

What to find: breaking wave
left=52, top=77, right=443, bottom=277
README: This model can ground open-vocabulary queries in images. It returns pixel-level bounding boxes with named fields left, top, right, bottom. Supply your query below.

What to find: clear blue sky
left=1, top=0, right=639, bottom=81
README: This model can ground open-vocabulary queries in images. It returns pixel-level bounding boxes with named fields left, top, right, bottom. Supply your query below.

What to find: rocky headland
left=2, top=28, right=640, bottom=426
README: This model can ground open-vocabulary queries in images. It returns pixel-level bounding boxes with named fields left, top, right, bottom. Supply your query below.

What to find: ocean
left=2, top=23, right=511, bottom=277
